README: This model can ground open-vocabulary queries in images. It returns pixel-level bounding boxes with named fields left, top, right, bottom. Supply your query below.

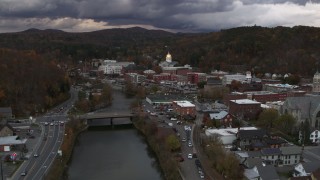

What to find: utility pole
left=1, top=159, right=4, bottom=180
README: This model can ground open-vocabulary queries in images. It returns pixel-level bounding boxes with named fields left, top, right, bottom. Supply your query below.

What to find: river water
left=68, top=90, right=163, bottom=180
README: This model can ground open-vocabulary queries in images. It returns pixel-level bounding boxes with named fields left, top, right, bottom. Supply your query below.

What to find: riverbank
left=44, top=118, right=87, bottom=180
left=132, top=115, right=182, bottom=180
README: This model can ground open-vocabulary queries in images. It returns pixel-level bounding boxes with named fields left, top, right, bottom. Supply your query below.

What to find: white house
left=293, top=162, right=320, bottom=177
left=205, top=127, right=257, bottom=145
left=310, top=130, right=320, bottom=143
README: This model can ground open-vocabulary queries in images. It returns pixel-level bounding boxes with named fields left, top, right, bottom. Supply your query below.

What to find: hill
left=0, top=26, right=320, bottom=76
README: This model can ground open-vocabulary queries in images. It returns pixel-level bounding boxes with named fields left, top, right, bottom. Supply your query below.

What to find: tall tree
left=257, top=109, right=279, bottom=129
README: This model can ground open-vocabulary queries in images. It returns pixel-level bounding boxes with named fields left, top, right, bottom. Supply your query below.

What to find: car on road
left=188, top=153, right=193, bottom=159
left=33, top=153, right=39, bottom=157
left=199, top=172, right=205, bottom=179
left=188, top=141, right=193, bottom=147
left=170, top=117, right=177, bottom=121
left=181, top=137, right=186, bottom=142
left=21, top=170, right=27, bottom=176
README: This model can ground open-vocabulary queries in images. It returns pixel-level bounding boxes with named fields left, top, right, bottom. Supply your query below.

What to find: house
left=293, top=162, right=320, bottom=177
left=205, top=127, right=258, bottom=145
left=260, top=148, right=282, bottom=165
left=0, top=124, right=14, bottom=137
left=209, top=110, right=234, bottom=127
left=310, top=130, right=320, bottom=144
left=280, top=146, right=302, bottom=165
left=255, top=164, right=280, bottom=180
left=236, top=129, right=268, bottom=150
left=245, top=164, right=280, bottom=180
left=0, top=107, right=13, bottom=119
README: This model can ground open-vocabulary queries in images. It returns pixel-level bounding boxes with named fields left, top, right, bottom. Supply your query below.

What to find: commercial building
left=172, top=101, right=196, bottom=117
left=229, top=99, right=262, bottom=120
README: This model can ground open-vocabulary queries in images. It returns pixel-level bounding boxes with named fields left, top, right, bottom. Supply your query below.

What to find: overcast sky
left=0, top=0, right=320, bottom=33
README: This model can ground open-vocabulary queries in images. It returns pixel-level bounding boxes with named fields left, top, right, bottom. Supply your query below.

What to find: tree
left=101, top=84, right=113, bottom=106
left=197, top=81, right=206, bottom=89
left=166, top=134, right=181, bottom=151
left=275, top=114, right=296, bottom=135
left=257, top=109, right=279, bottom=129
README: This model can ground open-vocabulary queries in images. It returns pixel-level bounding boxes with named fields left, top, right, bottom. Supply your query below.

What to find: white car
left=170, top=118, right=177, bottom=121
left=44, top=122, right=49, bottom=126
left=50, top=123, right=54, bottom=126
left=187, top=153, right=193, bottom=159
left=188, top=141, right=193, bottom=147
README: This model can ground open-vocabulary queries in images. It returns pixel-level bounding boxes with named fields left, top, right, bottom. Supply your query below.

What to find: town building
left=124, top=73, right=146, bottom=84
left=222, top=74, right=247, bottom=86
left=0, top=124, right=14, bottom=137
left=281, top=96, right=320, bottom=129
left=0, top=107, right=13, bottom=119
left=145, top=94, right=192, bottom=106
left=293, top=162, right=320, bottom=177
left=159, top=52, right=178, bottom=68
left=229, top=99, right=262, bottom=120
left=313, top=71, right=320, bottom=93
left=98, top=60, right=134, bottom=75
left=187, top=72, right=206, bottom=84
left=209, top=111, right=234, bottom=127
left=0, top=136, right=27, bottom=152
left=172, top=101, right=196, bottom=117
left=205, top=127, right=258, bottom=145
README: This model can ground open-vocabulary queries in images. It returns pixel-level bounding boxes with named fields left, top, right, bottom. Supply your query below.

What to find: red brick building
left=187, top=72, right=206, bottom=84
left=172, top=101, right=196, bottom=117
left=229, top=99, right=262, bottom=120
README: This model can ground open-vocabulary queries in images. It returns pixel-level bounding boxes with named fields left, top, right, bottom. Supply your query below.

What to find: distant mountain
left=0, top=26, right=320, bottom=76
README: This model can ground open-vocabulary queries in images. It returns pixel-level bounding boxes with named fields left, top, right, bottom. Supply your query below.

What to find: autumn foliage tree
left=0, top=48, right=70, bottom=116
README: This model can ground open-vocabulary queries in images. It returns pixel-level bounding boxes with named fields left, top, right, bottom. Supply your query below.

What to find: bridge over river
left=80, top=111, right=136, bottom=127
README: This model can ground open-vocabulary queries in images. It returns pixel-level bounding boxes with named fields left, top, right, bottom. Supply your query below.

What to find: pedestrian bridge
left=81, top=111, right=136, bottom=126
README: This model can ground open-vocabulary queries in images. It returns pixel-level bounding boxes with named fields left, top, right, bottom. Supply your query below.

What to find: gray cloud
left=0, top=0, right=319, bottom=32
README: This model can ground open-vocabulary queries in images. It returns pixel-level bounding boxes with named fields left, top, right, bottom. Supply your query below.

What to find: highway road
left=12, top=87, right=78, bottom=180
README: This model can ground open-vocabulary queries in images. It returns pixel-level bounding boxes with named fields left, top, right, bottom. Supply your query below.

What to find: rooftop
left=230, top=99, right=261, bottom=104
left=0, top=136, right=27, bottom=145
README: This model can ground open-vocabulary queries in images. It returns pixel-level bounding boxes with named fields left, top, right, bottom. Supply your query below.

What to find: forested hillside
left=1, top=26, right=320, bottom=76
left=0, top=49, right=70, bottom=117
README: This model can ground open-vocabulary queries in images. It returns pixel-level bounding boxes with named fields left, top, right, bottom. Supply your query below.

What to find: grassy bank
left=132, top=116, right=182, bottom=180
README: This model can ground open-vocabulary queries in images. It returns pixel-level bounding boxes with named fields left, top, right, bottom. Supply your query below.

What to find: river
left=67, top=90, right=163, bottom=180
